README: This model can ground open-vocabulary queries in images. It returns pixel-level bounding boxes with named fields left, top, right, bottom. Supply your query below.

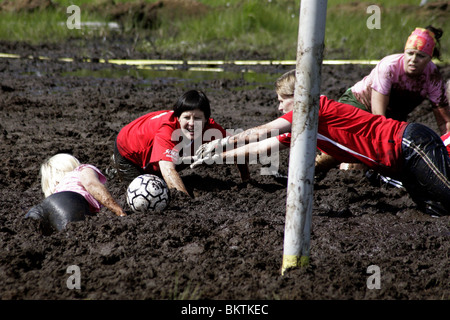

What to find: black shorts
left=113, top=139, right=144, bottom=183
left=400, top=123, right=450, bottom=216
left=25, top=191, right=89, bottom=233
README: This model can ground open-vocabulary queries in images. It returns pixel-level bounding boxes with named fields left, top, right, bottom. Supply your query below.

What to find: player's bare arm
left=192, top=118, right=291, bottom=168
left=228, top=118, right=292, bottom=147
left=236, top=163, right=250, bottom=182
left=159, top=160, right=191, bottom=197
left=370, top=89, right=389, bottom=116
left=432, top=105, right=450, bottom=134
left=223, top=136, right=288, bottom=163
left=79, top=167, right=127, bottom=217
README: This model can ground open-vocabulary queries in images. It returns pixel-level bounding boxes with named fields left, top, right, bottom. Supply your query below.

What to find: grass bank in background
left=0, top=0, right=448, bottom=62
left=0, top=4, right=107, bottom=45
left=324, top=1, right=449, bottom=61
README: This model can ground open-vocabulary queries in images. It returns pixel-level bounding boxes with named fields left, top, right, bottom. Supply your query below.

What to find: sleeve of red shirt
left=148, top=124, right=179, bottom=171
left=203, top=118, right=227, bottom=141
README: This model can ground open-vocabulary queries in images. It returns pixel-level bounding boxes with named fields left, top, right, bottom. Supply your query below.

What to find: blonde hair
left=275, top=69, right=296, bottom=98
left=40, top=153, right=80, bottom=197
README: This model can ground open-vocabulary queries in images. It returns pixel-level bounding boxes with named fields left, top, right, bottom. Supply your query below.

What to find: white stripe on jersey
left=317, top=133, right=378, bottom=165
left=443, top=135, right=450, bottom=146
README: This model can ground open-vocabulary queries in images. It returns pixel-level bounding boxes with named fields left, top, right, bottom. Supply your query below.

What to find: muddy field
left=0, top=35, right=449, bottom=308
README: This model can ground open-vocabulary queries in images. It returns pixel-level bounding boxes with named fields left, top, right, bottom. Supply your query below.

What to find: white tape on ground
left=1, top=52, right=446, bottom=69
left=0, top=53, right=378, bottom=66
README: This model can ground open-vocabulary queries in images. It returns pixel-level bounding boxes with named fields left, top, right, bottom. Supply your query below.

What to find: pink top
left=53, top=164, right=106, bottom=213
left=352, top=54, right=448, bottom=119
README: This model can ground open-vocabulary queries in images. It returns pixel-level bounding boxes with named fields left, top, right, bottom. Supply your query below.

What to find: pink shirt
left=53, top=164, right=106, bottom=213
left=352, top=54, right=448, bottom=119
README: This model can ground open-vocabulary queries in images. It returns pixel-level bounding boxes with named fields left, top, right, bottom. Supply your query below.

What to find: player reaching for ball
left=113, top=89, right=249, bottom=197
left=192, top=70, right=450, bottom=217
left=25, top=153, right=126, bottom=233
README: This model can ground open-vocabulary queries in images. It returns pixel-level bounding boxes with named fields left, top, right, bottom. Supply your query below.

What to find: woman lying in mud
left=192, top=70, right=450, bottom=217
left=114, top=89, right=249, bottom=197
left=25, top=153, right=126, bottom=233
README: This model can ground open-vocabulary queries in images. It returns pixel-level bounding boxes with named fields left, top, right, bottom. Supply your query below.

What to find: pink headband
left=404, top=27, right=436, bottom=57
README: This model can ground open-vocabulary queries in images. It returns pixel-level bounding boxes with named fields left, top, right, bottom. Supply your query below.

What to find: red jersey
left=277, top=96, right=408, bottom=176
left=116, top=110, right=227, bottom=172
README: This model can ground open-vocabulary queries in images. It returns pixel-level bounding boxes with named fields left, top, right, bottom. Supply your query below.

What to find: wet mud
left=0, top=40, right=449, bottom=301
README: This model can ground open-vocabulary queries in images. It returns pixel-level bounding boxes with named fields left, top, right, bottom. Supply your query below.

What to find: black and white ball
left=126, top=174, right=170, bottom=213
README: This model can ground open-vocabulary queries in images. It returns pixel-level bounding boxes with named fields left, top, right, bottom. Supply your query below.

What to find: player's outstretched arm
left=433, top=105, right=450, bottom=134
left=227, top=117, right=291, bottom=148
left=223, top=136, right=288, bottom=164
left=79, top=167, right=127, bottom=217
left=159, top=160, right=192, bottom=198
left=195, top=117, right=291, bottom=160
left=236, top=163, right=250, bottom=182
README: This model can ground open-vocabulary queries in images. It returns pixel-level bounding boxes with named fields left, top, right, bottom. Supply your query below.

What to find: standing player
left=192, top=70, right=450, bottom=216
left=114, top=90, right=249, bottom=197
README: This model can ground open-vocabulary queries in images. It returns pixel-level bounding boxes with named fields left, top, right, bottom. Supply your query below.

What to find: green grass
left=0, top=0, right=448, bottom=62
left=324, top=1, right=449, bottom=60
left=138, top=1, right=300, bottom=59
left=0, top=5, right=106, bottom=43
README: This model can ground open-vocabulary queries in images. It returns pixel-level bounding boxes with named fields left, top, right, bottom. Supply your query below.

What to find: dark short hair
left=173, top=90, right=211, bottom=120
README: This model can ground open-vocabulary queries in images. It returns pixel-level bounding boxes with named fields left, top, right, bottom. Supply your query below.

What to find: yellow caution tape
left=1, top=52, right=446, bottom=69
left=107, top=59, right=185, bottom=65
left=0, top=53, right=20, bottom=58
left=59, top=58, right=74, bottom=62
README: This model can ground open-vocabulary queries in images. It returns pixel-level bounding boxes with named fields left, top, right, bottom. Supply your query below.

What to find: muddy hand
left=195, top=137, right=231, bottom=159
left=179, top=155, right=213, bottom=169
left=190, top=154, right=221, bottom=169
left=195, top=140, right=219, bottom=158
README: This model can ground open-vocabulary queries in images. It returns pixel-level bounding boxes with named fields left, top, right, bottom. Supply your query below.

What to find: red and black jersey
left=441, top=132, right=450, bottom=156
left=277, top=96, right=408, bottom=176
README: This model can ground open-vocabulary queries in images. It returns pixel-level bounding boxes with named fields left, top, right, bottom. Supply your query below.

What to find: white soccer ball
left=126, top=174, right=170, bottom=213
